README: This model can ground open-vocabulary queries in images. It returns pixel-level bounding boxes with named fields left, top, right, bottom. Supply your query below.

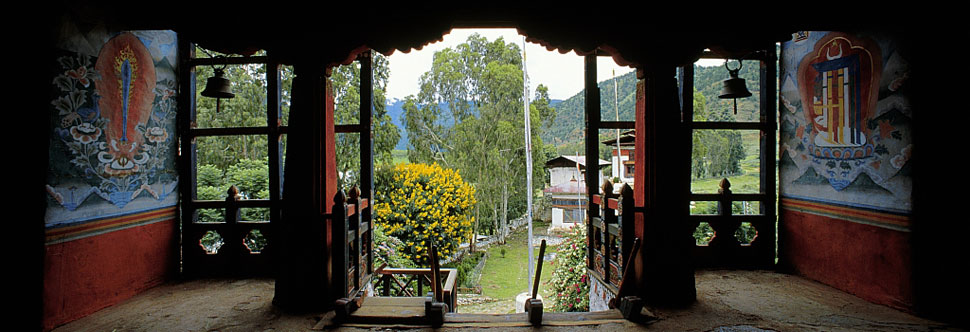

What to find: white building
left=543, top=155, right=609, bottom=231
left=603, top=130, right=636, bottom=185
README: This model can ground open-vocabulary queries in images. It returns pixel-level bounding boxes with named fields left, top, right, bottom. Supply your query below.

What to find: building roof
left=602, top=130, right=636, bottom=146
left=545, top=155, right=611, bottom=169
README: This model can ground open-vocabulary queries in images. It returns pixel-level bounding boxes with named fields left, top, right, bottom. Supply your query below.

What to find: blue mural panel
left=46, top=30, right=179, bottom=233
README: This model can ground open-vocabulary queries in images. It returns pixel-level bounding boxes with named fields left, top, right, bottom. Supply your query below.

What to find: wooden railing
left=588, top=181, right=634, bottom=296
left=688, top=178, right=775, bottom=268
left=332, top=186, right=372, bottom=300
left=186, top=185, right=273, bottom=277
left=374, top=266, right=458, bottom=312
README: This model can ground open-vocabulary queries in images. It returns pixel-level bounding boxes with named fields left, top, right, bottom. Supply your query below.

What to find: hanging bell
left=718, top=63, right=751, bottom=100
left=718, top=60, right=751, bottom=114
left=201, top=68, right=235, bottom=99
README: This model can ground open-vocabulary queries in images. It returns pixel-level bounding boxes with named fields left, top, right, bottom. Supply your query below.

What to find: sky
left=385, top=28, right=725, bottom=102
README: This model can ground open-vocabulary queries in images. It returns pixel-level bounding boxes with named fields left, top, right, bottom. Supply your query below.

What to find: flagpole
left=522, top=36, right=536, bottom=296
left=614, top=68, right=620, bottom=181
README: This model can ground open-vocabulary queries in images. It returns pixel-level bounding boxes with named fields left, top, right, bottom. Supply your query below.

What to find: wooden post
left=225, top=185, right=241, bottom=275
left=755, top=47, right=777, bottom=268
left=709, top=178, right=740, bottom=250
left=358, top=50, right=375, bottom=276
left=526, top=239, right=546, bottom=326
left=273, top=61, right=336, bottom=311
left=176, top=39, right=197, bottom=277
left=601, top=181, right=616, bottom=282
left=584, top=54, right=600, bottom=272
left=332, top=190, right=349, bottom=299
left=425, top=241, right=447, bottom=327
left=619, top=184, right=634, bottom=274
left=633, top=65, right=696, bottom=307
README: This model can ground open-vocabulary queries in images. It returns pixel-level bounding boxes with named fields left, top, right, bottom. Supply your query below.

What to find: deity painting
left=46, top=30, right=179, bottom=229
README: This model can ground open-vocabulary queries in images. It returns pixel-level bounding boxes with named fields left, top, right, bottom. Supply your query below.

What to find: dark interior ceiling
left=56, top=3, right=838, bottom=70
left=53, top=2, right=924, bottom=73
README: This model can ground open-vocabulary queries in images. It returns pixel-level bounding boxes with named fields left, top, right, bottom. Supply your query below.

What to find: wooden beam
left=189, top=127, right=271, bottom=137
left=186, top=55, right=271, bottom=67
left=690, top=121, right=769, bottom=130
left=335, top=124, right=364, bottom=133
left=600, top=121, right=636, bottom=129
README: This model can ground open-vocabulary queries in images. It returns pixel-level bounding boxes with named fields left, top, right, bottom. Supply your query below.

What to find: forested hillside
left=540, top=60, right=764, bottom=152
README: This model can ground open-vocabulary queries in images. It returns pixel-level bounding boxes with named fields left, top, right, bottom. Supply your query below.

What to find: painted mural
left=45, top=30, right=179, bottom=240
left=779, top=31, right=912, bottom=229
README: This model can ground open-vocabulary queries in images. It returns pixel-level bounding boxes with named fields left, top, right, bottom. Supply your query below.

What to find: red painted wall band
left=781, top=208, right=913, bottom=311
left=43, top=216, right=176, bottom=331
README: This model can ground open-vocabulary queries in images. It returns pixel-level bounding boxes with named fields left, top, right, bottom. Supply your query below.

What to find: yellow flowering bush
left=374, top=163, right=476, bottom=266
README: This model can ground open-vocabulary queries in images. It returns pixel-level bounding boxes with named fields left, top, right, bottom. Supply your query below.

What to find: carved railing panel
left=332, top=186, right=373, bottom=300
left=374, top=267, right=458, bottom=312
left=588, top=181, right=635, bottom=296
left=689, top=178, right=775, bottom=268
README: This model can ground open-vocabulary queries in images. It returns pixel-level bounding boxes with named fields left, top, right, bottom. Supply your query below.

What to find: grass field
left=391, top=149, right=408, bottom=165
left=462, top=221, right=557, bottom=313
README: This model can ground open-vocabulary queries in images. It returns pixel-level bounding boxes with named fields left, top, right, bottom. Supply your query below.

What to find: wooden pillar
left=273, top=61, right=339, bottom=311
left=631, top=65, right=696, bottom=307
left=755, top=48, right=777, bottom=268
left=359, top=51, right=375, bottom=276
left=584, top=55, right=600, bottom=270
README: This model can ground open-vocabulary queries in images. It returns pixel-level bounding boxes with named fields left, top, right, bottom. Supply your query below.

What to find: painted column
left=274, top=61, right=338, bottom=311
left=632, top=66, right=696, bottom=306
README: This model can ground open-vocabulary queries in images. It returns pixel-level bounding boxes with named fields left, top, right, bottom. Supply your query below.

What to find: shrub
left=444, top=251, right=485, bottom=288
left=549, top=225, right=589, bottom=312
left=373, top=223, right=414, bottom=269
left=373, top=163, right=476, bottom=266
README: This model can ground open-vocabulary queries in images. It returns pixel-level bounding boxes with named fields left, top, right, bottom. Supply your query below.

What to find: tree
left=690, top=89, right=746, bottom=180
left=404, top=34, right=556, bottom=240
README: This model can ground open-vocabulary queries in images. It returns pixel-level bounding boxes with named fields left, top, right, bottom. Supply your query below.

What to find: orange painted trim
left=780, top=197, right=910, bottom=229
left=45, top=207, right=177, bottom=243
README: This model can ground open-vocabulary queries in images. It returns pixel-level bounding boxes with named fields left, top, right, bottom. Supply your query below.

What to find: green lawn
left=477, top=222, right=556, bottom=309
left=391, top=149, right=408, bottom=165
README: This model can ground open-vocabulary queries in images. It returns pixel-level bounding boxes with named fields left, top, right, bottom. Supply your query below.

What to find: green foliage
left=692, top=60, right=762, bottom=122
left=444, top=251, right=485, bottom=288
left=693, top=222, right=715, bottom=245
left=226, top=158, right=270, bottom=199
left=372, top=223, right=415, bottom=269
left=541, top=70, right=638, bottom=148
left=549, top=225, right=589, bottom=312
left=195, top=158, right=270, bottom=222
left=331, top=53, right=401, bottom=190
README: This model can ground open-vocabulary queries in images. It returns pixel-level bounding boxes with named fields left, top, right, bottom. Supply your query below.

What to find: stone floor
left=52, top=270, right=966, bottom=332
